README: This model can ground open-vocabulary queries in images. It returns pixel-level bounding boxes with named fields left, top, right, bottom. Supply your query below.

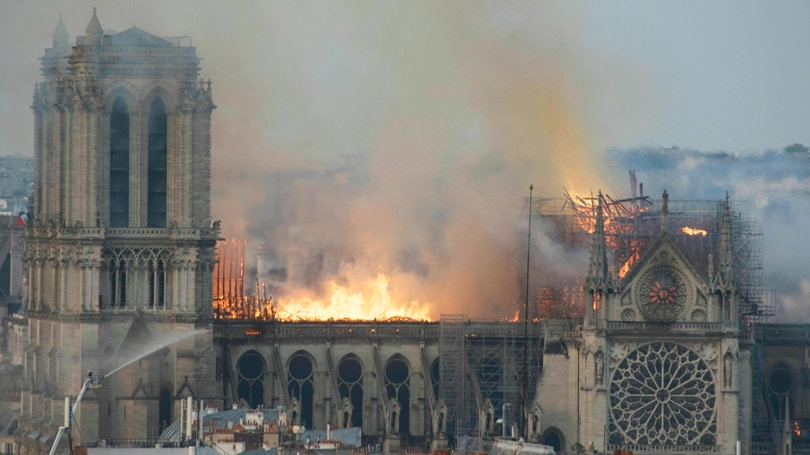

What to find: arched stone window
left=109, top=96, right=129, bottom=227
left=237, top=350, right=265, bottom=409
left=385, top=355, right=410, bottom=436
left=288, top=353, right=314, bottom=429
left=147, top=97, right=167, bottom=227
left=540, top=427, right=565, bottom=454
left=148, top=259, right=166, bottom=308
left=337, top=355, right=363, bottom=428
left=107, top=258, right=127, bottom=308
left=768, top=363, right=794, bottom=421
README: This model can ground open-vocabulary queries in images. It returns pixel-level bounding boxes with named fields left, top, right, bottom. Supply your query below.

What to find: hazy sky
left=2, top=0, right=809, bottom=158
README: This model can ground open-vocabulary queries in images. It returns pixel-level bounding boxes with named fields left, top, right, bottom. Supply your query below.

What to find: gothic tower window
left=147, top=97, right=167, bottom=228
left=110, top=97, right=130, bottom=227
left=148, top=259, right=166, bottom=308
left=110, top=260, right=127, bottom=308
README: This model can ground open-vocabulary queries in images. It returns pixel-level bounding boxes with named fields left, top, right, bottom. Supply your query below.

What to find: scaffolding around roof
left=530, top=191, right=772, bottom=320
left=439, top=317, right=542, bottom=441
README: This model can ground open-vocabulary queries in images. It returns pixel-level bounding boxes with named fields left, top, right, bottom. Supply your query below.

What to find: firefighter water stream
left=103, top=329, right=208, bottom=378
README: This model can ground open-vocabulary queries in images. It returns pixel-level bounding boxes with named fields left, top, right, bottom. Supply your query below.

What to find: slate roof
left=108, top=27, right=174, bottom=47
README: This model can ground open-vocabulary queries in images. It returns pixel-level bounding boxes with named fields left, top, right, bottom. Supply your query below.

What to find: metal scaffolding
left=531, top=193, right=772, bottom=320
left=439, top=317, right=542, bottom=442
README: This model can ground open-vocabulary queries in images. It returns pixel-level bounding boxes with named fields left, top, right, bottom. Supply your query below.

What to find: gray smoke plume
left=4, top=2, right=807, bottom=320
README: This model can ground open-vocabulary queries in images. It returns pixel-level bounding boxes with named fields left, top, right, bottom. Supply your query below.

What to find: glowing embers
left=276, top=273, right=432, bottom=322
left=681, top=226, right=708, bottom=236
left=214, top=239, right=275, bottom=320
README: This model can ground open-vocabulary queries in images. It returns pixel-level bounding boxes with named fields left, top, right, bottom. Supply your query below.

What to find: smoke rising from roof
left=5, top=2, right=809, bottom=320
left=613, top=147, right=810, bottom=322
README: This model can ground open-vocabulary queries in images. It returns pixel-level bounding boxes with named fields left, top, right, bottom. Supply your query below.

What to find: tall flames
left=562, top=190, right=650, bottom=279
left=213, top=239, right=433, bottom=322
left=215, top=192, right=720, bottom=323
left=276, top=273, right=432, bottom=321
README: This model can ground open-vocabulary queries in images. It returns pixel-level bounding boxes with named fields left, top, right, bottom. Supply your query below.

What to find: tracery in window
left=609, top=342, right=716, bottom=446
left=385, top=355, right=410, bottom=435
left=237, top=350, right=265, bottom=409
left=288, top=353, right=314, bottom=429
left=337, top=355, right=363, bottom=428
left=148, top=260, right=166, bottom=307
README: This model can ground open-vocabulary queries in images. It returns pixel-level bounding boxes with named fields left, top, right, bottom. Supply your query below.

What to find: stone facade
left=17, top=11, right=810, bottom=455
left=19, top=11, right=219, bottom=454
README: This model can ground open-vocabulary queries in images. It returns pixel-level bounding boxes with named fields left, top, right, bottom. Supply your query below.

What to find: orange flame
left=618, top=249, right=640, bottom=279
left=213, top=239, right=433, bottom=322
left=681, top=226, right=708, bottom=236
left=276, top=273, right=433, bottom=321
left=794, top=420, right=801, bottom=436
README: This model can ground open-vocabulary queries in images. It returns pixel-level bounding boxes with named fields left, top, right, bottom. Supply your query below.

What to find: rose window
left=609, top=342, right=717, bottom=446
left=635, top=267, right=689, bottom=321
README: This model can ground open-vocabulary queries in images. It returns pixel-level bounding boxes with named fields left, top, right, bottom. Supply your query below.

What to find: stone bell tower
left=20, top=10, right=220, bottom=453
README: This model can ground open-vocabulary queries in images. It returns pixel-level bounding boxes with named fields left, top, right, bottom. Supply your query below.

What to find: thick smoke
left=0, top=2, right=683, bottom=320
left=206, top=3, right=634, bottom=320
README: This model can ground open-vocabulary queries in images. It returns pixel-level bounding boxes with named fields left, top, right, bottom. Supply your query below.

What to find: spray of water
left=103, top=329, right=208, bottom=379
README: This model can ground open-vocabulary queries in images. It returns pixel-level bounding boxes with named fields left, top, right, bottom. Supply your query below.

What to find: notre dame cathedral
left=16, top=10, right=810, bottom=455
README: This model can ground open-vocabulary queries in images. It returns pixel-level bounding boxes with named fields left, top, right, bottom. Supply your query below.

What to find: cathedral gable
left=614, top=233, right=711, bottom=323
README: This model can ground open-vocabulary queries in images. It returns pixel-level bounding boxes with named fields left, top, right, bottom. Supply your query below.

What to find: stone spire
left=660, top=189, right=669, bottom=233
left=52, top=13, right=70, bottom=48
left=713, top=193, right=734, bottom=293
left=586, top=192, right=611, bottom=294
left=84, top=7, right=103, bottom=46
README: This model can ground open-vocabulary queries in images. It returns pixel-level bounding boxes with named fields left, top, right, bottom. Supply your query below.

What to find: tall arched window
left=237, top=350, right=265, bottom=409
left=385, top=355, right=411, bottom=436
left=338, top=355, right=364, bottom=429
left=147, top=97, right=167, bottom=227
left=148, top=259, right=166, bottom=308
left=288, top=353, right=315, bottom=429
left=110, top=259, right=127, bottom=308
left=110, top=97, right=129, bottom=227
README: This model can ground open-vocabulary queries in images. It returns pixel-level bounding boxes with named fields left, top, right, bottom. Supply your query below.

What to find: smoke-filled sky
left=2, top=1, right=810, bottom=319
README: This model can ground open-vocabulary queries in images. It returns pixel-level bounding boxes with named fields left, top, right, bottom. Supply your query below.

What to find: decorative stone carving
left=609, top=342, right=717, bottom=446
left=433, top=399, right=448, bottom=437
left=594, top=350, right=605, bottom=385
left=635, top=266, right=691, bottom=321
